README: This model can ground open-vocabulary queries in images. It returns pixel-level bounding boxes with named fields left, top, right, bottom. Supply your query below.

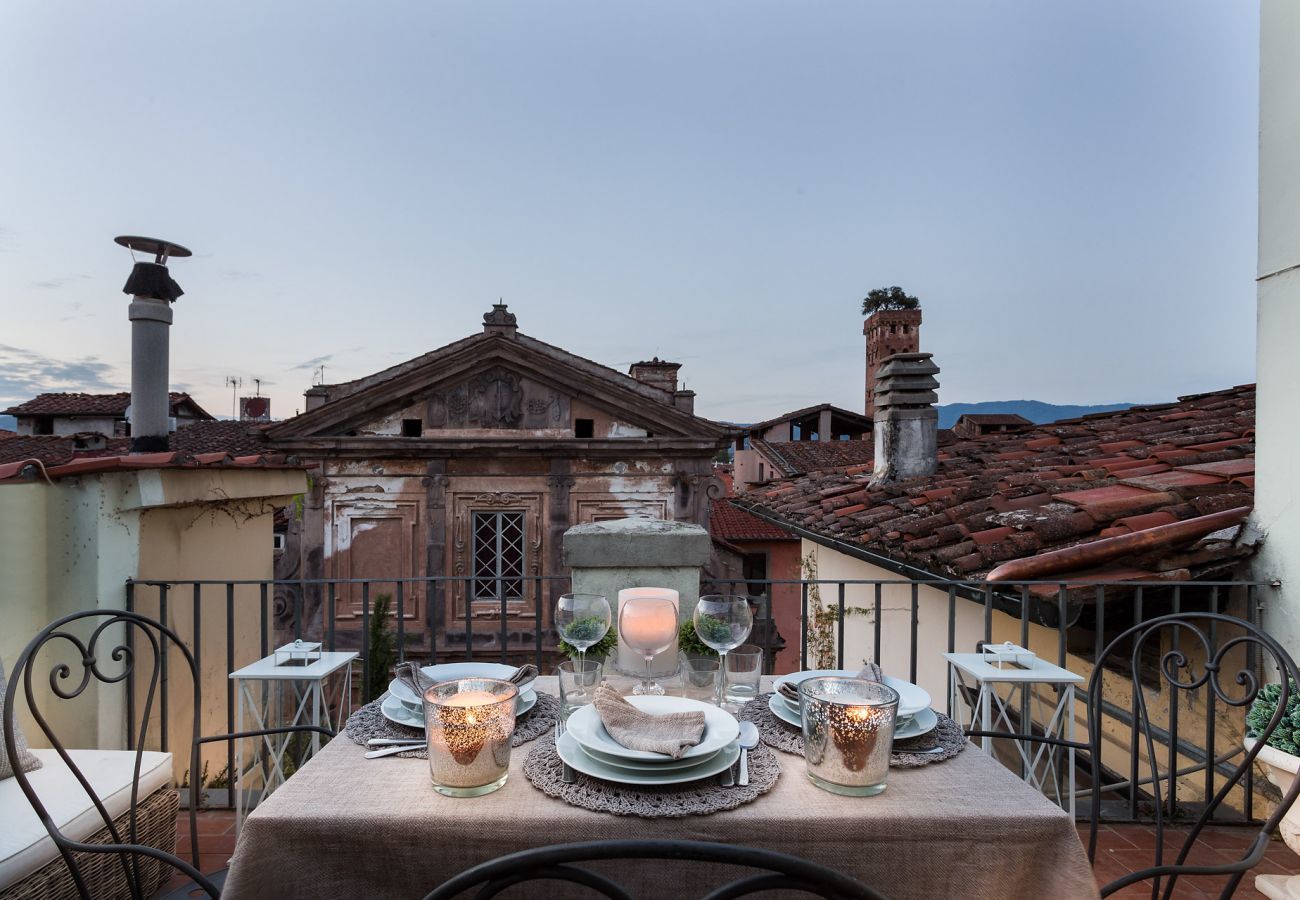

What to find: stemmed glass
left=618, top=596, right=678, bottom=696
left=555, top=593, right=611, bottom=673
left=693, top=595, right=754, bottom=707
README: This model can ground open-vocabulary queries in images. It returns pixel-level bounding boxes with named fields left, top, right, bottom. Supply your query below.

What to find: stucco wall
left=1255, top=0, right=1300, bottom=658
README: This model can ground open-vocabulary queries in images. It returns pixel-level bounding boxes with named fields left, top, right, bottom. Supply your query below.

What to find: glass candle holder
left=799, top=677, right=898, bottom=797
left=423, top=678, right=518, bottom=798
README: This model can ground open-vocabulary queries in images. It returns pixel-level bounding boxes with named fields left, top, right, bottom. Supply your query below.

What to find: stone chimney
left=864, top=307, right=922, bottom=415
left=483, top=302, right=518, bottom=337
left=629, top=357, right=681, bottom=394
left=870, top=352, right=939, bottom=486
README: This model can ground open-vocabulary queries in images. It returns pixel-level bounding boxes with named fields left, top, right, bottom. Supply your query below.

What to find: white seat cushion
left=0, top=748, right=172, bottom=889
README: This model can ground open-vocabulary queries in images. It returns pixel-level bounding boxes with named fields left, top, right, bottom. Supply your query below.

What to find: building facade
left=266, top=305, right=732, bottom=658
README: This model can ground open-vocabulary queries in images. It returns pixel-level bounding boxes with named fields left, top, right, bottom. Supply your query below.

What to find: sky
left=0, top=2, right=1260, bottom=424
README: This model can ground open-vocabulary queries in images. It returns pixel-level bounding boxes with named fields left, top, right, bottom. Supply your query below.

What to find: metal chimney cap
left=114, top=235, right=192, bottom=262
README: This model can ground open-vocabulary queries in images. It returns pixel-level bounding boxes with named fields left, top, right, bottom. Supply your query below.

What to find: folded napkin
left=394, top=662, right=436, bottom=699
left=393, top=662, right=539, bottom=700
left=778, top=662, right=883, bottom=704
left=592, top=684, right=706, bottom=759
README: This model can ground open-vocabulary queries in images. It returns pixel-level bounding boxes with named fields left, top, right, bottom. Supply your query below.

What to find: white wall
left=1254, top=1, right=1300, bottom=655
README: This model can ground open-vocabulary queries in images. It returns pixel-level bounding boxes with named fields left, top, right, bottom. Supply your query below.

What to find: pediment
left=268, top=335, right=726, bottom=442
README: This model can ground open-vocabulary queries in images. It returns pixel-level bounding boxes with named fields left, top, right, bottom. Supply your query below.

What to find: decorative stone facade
left=266, top=306, right=732, bottom=658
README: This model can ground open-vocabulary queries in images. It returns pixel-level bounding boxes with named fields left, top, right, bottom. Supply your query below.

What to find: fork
left=556, top=718, right=576, bottom=784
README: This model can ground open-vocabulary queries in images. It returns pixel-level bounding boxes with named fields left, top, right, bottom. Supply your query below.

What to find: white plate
left=766, top=693, right=937, bottom=740
left=773, top=670, right=931, bottom=719
left=381, top=689, right=536, bottom=729
left=565, top=695, right=739, bottom=763
left=578, top=743, right=722, bottom=773
left=388, top=663, right=537, bottom=709
left=557, top=730, right=739, bottom=786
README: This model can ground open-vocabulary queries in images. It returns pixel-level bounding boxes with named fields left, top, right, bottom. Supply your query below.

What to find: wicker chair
left=966, top=612, right=1300, bottom=899
left=423, top=838, right=887, bottom=899
left=2, top=609, right=334, bottom=900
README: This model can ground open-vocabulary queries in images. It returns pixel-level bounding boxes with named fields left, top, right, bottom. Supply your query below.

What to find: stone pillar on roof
left=818, top=407, right=833, bottom=442
left=870, top=352, right=940, bottom=486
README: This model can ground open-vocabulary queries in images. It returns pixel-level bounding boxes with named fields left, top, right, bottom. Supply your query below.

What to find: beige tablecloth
left=223, top=677, right=1098, bottom=900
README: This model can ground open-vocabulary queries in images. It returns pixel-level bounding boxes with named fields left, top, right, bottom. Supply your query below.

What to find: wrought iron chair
left=2, top=609, right=335, bottom=900
left=422, top=838, right=886, bottom=899
left=965, top=612, right=1300, bottom=899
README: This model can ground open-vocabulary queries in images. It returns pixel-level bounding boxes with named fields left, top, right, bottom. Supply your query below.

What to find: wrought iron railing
left=118, top=573, right=1273, bottom=825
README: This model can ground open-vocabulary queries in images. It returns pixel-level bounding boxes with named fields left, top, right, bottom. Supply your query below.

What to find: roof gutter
left=986, top=506, right=1250, bottom=582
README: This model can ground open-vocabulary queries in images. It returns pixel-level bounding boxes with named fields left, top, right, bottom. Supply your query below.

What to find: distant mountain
left=937, top=401, right=1134, bottom=430
left=0, top=415, right=14, bottom=431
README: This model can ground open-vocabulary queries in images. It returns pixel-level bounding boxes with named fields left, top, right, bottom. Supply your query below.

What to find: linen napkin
left=778, top=661, right=883, bottom=704
left=394, top=663, right=539, bottom=700
left=592, top=684, right=706, bottom=759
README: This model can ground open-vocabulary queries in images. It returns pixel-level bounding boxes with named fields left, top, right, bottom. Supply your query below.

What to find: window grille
left=472, top=511, right=526, bottom=605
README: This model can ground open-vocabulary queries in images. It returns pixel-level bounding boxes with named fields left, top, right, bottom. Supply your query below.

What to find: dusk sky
left=0, top=2, right=1259, bottom=423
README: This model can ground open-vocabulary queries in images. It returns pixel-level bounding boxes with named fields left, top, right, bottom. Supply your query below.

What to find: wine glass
left=618, top=597, right=678, bottom=696
left=555, top=593, right=611, bottom=673
left=693, top=595, right=754, bottom=706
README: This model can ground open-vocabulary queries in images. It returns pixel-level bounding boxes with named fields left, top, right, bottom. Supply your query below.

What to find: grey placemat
left=523, top=732, right=780, bottom=817
left=344, top=692, right=561, bottom=758
left=740, top=693, right=966, bottom=767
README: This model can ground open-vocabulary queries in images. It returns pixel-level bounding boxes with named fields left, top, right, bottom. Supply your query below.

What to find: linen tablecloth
left=222, top=677, right=1098, bottom=900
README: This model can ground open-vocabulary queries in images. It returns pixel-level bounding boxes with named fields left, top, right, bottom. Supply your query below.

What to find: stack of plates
left=558, top=696, right=741, bottom=786
left=769, top=670, right=938, bottom=740
left=382, top=663, right=538, bottom=729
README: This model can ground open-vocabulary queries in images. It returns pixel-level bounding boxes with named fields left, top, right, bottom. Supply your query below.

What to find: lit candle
left=423, top=679, right=518, bottom=797
left=800, top=677, right=898, bottom=796
left=616, top=588, right=680, bottom=675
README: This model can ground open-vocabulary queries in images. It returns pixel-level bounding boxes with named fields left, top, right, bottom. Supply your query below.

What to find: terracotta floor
left=163, top=810, right=1300, bottom=898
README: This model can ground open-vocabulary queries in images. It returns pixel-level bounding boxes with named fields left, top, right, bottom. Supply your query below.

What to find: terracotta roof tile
left=736, top=384, right=1256, bottom=581
left=709, top=498, right=798, bottom=542
left=2, top=391, right=211, bottom=419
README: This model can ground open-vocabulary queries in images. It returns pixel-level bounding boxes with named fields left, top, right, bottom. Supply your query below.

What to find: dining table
left=221, top=675, right=1100, bottom=899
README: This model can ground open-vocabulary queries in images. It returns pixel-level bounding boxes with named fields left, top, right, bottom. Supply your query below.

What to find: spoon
left=738, top=722, right=760, bottom=786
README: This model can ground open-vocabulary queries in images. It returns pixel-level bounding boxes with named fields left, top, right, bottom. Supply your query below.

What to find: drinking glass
left=693, top=595, right=754, bottom=706
left=618, top=597, right=678, bottom=696
left=557, top=658, right=602, bottom=714
left=724, top=644, right=763, bottom=705
left=555, top=593, right=611, bottom=674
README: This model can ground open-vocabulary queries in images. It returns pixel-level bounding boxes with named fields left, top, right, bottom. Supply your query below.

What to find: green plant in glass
left=678, top=620, right=718, bottom=658
left=559, top=622, right=618, bottom=661
left=1247, top=681, right=1300, bottom=756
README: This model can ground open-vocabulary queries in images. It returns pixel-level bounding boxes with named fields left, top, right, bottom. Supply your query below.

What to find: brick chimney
left=629, top=357, right=681, bottom=394
left=864, top=307, right=922, bottom=415
left=870, top=352, right=939, bottom=485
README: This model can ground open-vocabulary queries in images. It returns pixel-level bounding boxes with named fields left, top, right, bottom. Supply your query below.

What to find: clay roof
left=0, top=433, right=130, bottom=466
left=753, top=439, right=876, bottom=478
left=0, top=450, right=297, bottom=484
left=737, top=385, right=1257, bottom=584
left=954, top=414, right=1033, bottom=426
left=2, top=392, right=213, bottom=419
left=0, top=420, right=268, bottom=467
left=745, top=403, right=873, bottom=435
left=710, top=497, right=798, bottom=542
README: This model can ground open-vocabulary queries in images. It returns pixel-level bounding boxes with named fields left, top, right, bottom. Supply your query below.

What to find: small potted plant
left=558, top=623, right=617, bottom=664
left=1245, top=681, right=1300, bottom=855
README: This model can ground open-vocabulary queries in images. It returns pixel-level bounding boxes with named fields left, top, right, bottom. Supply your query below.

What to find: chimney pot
left=871, top=352, right=939, bottom=486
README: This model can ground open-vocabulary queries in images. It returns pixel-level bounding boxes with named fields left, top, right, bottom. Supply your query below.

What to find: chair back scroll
left=2, top=609, right=220, bottom=900
left=1084, top=612, right=1300, bottom=899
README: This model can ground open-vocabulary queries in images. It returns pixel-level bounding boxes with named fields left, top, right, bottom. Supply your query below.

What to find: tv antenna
left=313, top=365, right=326, bottom=386
left=225, top=376, right=242, bottom=419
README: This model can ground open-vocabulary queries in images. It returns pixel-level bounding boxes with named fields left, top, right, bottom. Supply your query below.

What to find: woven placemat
left=523, top=732, right=780, bottom=817
left=740, top=693, right=966, bottom=768
left=344, top=692, right=561, bottom=758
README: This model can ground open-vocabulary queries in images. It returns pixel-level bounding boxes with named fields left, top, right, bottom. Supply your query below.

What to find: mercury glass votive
left=799, top=677, right=899, bottom=797
left=423, top=678, right=518, bottom=798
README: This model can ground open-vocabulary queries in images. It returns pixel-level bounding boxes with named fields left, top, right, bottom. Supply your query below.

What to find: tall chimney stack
left=864, top=307, right=922, bottom=415
left=115, top=236, right=191, bottom=453
left=870, top=352, right=939, bottom=485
